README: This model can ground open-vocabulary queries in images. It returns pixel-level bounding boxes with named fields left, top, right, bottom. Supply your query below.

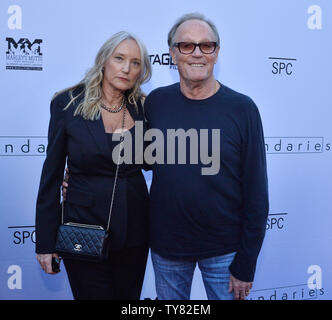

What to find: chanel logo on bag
left=74, top=244, right=82, bottom=251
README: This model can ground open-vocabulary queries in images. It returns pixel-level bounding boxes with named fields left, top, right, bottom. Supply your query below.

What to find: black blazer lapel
left=84, top=116, right=110, bottom=154
left=126, top=102, right=140, bottom=122
left=70, top=89, right=109, bottom=155
left=80, top=96, right=142, bottom=155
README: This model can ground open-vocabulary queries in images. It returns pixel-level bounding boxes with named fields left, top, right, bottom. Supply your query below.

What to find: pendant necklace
left=100, top=96, right=125, bottom=113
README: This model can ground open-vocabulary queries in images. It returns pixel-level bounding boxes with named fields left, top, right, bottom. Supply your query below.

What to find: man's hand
left=62, top=168, right=69, bottom=200
left=228, top=274, right=253, bottom=300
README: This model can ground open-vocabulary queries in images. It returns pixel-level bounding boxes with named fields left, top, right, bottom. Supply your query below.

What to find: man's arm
left=229, top=98, right=269, bottom=291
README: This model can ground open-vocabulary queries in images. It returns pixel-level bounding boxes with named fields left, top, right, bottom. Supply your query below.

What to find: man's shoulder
left=222, top=85, right=253, bottom=103
left=146, top=83, right=179, bottom=100
left=221, top=84, right=257, bottom=112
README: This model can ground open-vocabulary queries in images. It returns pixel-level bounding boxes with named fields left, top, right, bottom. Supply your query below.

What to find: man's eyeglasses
left=173, top=42, right=217, bottom=54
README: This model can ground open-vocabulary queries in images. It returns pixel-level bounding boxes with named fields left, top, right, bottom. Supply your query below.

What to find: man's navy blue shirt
left=144, top=82, right=269, bottom=282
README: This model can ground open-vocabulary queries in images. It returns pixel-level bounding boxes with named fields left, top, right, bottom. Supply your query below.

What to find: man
left=144, top=13, right=269, bottom=300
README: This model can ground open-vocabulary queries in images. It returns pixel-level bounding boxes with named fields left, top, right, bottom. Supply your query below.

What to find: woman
left=35, top=31, right=152, bottom=300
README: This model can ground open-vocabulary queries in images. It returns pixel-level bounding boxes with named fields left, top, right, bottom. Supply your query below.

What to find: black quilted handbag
left=55, top=109, right=126, bottom=261
left=55, top=222, right=110, bottom=261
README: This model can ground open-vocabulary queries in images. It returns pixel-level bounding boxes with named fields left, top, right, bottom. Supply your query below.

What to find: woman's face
left=102, top=39, right=142, bottom=93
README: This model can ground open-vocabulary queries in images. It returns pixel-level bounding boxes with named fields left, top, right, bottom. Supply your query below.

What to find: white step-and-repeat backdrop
left=0, top=0, right=330, bottom=300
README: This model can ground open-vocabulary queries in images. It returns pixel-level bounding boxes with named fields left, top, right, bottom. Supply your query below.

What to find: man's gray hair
left=167, top=13, right=220, bottom=48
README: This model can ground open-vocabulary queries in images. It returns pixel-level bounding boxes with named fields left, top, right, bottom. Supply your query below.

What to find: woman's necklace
left=100, top=96, right=125, bottom=113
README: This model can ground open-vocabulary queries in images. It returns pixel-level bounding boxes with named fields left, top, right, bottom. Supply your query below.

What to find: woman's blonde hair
left=56, top=31, right=151, bottom=120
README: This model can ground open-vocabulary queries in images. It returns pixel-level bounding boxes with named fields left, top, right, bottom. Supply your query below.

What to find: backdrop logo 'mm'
left=6, top=37, right=43, bottom=71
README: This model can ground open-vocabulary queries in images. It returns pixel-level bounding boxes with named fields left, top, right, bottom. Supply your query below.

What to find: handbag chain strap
left=106, top=107, right=126, bottom=231
left=61, top=107, right=127, bottom=232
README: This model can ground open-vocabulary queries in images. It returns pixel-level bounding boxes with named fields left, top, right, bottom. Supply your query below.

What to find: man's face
left=170, top=19, right=219, bottom=84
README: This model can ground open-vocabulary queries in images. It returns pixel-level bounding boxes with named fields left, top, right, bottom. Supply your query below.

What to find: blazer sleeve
left=35, top=95, right=67, bottom=253
left=138, top=96, right=152, bottom=172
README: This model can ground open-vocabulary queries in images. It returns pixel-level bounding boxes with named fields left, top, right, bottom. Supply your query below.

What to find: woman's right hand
left=36, top=253, right=59, bottom=274
left=62, top=168, right=69, bottom=200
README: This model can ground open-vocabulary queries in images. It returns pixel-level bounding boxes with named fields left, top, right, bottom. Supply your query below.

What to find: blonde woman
left=35, top=31, right=151, bottom=300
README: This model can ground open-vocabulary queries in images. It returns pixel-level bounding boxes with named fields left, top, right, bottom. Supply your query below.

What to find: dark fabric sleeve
left=35, top=96, right=67, bottom=253
left=140, top=94, right=152, bottom=172
left=142, top=93, right=152, bottom=129
left=229, top=99, right=269, bottom=282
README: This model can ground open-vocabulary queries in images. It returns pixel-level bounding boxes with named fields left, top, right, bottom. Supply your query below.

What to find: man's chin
left=186, top=76, right=210, bottom=84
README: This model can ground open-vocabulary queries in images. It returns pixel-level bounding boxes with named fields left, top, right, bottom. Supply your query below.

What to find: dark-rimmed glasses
left=173, top=42, right=217, bottom=54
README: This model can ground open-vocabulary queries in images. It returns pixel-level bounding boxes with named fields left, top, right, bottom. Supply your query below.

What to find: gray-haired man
left=144, top=13, right=269, bottom=300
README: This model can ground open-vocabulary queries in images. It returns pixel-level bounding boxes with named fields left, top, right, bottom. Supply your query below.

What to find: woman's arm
left=35, top=95, right=67, bottom=272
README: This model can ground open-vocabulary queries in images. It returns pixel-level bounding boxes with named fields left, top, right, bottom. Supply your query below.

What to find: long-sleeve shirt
left=144, top=82, right=269, bottom=282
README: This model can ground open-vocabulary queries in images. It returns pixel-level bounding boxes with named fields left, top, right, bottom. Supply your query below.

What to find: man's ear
left=214, top=46, right=220, bottom=64
left=169, top=47, right=177, bottom=65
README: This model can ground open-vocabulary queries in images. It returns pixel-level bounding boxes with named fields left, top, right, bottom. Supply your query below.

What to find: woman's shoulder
left=51, top=84, right=85, bottom=111
left=52, top=84, right=84, bottom=103
left=136, top=94, right=146, bottom=109
left=126, top=94, right=147, bottom=122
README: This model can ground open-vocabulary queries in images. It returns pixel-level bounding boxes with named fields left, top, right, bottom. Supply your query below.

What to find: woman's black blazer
left=35, top=85, right=150, bottom=254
